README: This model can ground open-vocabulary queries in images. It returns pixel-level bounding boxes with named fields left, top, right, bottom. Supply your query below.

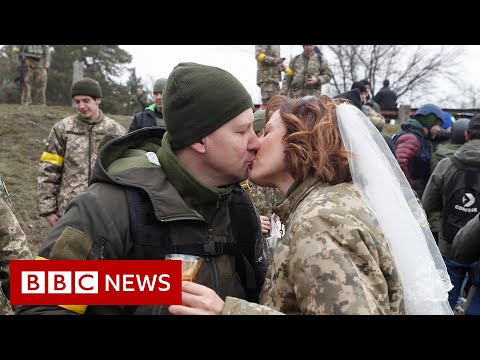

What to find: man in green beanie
left=128, top=77, right=167, bottom=133
left=36, top=77, right=126, bottom=228
left=18, top=63, right=265, bottom=315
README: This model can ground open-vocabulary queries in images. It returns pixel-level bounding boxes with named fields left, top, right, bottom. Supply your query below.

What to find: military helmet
left=450, top=118, right=470, bottom=145
left=153, top=78, right=168, bottom=93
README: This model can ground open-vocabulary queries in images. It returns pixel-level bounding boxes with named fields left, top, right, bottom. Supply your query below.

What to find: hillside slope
left=0, top=104, right=132, bottom=256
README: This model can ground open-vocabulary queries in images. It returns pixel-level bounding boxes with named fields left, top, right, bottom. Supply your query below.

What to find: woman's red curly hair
left=265, top=95, right=352, bottom=185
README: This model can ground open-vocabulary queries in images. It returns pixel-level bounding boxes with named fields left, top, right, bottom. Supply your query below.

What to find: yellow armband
left=256, top=53, right=266, bottom=62
left=285, top=67, right=294, bottom=77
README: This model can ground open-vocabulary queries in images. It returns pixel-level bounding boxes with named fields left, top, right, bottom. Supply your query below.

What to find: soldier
left=129, top=85, right=150, bottom=115
left=128, top=78, right=167, bottom=133
left=37, top=78, right=126, bottom=228
left=0, top=176, right=33, bottom=315
left=17, top=63, right=265, bottom=315
left=281, top=45, right=332, bottom=98
left=255, top=45, right=285, bottom=107
left=13, top=45, right=51, bottom=106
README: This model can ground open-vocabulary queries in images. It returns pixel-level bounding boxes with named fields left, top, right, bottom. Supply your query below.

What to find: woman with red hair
left=169, top=95, right=452, bottom=315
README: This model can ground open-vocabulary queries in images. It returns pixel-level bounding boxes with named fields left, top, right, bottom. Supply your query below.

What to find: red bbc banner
left=10, top=260, right=182, bottom=306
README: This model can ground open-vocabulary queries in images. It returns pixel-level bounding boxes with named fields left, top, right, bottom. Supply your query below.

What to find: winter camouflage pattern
left=37, top=112, right=126, bottom=217
left=0, top=180, right=33, bottom=315
left=18, top=45, right=51, bottom=106
left=222, top=177, right=405, bottom=315
left=282, top=52, right=332, bottom=98
left=256, top=45, right=283, bottom=105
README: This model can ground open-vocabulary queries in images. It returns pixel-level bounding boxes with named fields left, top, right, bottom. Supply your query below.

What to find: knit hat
left=253, top=109, right=266, bottom=134
left=163, top=62, right=253, bottom=149
left=153, top=78, right=167, bottom=93
left=71, top=78, right=102, bottom=98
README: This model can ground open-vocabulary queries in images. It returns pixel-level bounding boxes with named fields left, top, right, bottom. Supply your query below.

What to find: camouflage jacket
left=37, top=111, right=126, bottom=217
left=255, top=45, right=282, bottom=85
left=222, top=177, right=405, bottom=315
left=19, top=45, right=50, bottom=69
left=130, top=92, right=150, bottom=114
left=250, top=181, right=277, bottom=217
left=0, top=178, right=33, bottom=315
left=282, top=52, right=332, bottom=98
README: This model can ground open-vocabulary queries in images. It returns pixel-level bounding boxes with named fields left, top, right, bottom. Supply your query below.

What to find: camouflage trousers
left=288, top=88, right=321, bottom=99
left=0, top=288, right=13, bottom=315
left=259, top=82, right=280, bottom=106
left=21, top=58, right=48, bottom=106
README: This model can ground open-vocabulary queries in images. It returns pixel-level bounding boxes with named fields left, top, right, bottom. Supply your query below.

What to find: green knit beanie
left=253, top=109, right=266, bottom=134
left=71, top=78, right=102, bottom=98
left=163, top=62, right=253, bottom=149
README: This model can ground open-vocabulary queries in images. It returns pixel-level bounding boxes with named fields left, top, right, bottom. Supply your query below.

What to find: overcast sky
left=120, top=45, right=480, bottom=108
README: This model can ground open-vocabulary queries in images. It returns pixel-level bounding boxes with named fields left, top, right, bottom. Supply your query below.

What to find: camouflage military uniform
left=129, top=91, right=149, bottom=114
left=222, top=176, right=405, bottom=315
left=0, top=177, right=33, bottom=315
left=16, top=45, right=51, bottom=106
left=37, top=112, right=126, bottom=218
left=282, top=51, right=332, bottom=98
left=255, top=45, right=283, bottom=106
left=250, top=182, right=277, bottom=217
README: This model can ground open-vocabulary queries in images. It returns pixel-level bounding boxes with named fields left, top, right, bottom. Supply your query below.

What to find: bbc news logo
left=10, top=260, right=182, bottom=305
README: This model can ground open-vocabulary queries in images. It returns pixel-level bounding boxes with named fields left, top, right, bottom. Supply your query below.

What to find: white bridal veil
left=336, top=103, right=453, bottom=315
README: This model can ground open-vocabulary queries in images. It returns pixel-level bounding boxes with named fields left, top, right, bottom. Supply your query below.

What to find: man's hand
left=46, top=213, right=60, bottom=227
left=307, top=76, right=318, bottom=85
left=168, top=281, right=225, bottom=315
left=260, top=215, right=271, bottom=234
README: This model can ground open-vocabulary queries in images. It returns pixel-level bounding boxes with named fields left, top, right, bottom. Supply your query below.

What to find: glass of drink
left=164, top=254, right=203, bottom=282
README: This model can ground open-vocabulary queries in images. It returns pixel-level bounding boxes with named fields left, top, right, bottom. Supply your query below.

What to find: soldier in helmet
left=13, top=45, right=51, bottom=106
left=37, top=78, right=126, bottom=228
left=0, top=176, right=33, bottom=315
left=128, top=78, right=167, bottom=133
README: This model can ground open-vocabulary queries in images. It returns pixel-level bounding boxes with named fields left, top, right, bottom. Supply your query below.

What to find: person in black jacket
left=128, top=78, right=167, bottom=133
left=373, top=79, right=398, bottom=110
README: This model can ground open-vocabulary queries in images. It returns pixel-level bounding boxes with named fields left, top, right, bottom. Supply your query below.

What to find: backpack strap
left=125, top=184, right=261, bottom=302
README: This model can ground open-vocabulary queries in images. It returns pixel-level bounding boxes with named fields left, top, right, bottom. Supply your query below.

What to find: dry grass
left=0, top=104, right=132, bottom=256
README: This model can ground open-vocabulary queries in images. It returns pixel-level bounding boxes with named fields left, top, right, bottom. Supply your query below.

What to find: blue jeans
left=443, top=257, right=477, bottom=310
left=465, top=286, right=480, bottom=315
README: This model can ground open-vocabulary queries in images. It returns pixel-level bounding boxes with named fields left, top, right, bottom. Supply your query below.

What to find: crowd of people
left=3, top=45, right=480, bottom=316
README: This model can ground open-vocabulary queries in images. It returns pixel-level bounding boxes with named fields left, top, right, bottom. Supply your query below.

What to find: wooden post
left=72, top=60, right=84, bottom=107
left=398, top=105, right=411, bottom=124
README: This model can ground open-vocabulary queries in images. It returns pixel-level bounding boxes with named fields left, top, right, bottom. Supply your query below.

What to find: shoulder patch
left=50, top=226, right=93, bottom=260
